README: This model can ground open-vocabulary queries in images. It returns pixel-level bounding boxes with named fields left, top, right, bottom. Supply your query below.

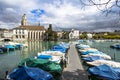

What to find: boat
left=110, top=43, right=120, bottom=49
left=37, top=54, right=52, bottom=59
left=37, top=53, right=63, bottom=64
left=50, top=45, right=68, bottom=53
left=0, top=45, right=7, bottom=53
left=18, top=58, right=62, bottom=80
left=76, top=44, right=90, bottom=49
left=80, top=50, right=101, bottom=55
left=4, top=44, right=15, bottom=51
left=5, top=42, right=27, bottom=50
left=82, top=56, right=105, bottom=62
left=9, top=66, right=54, bottom=80
left=88, top=64, right=120, bottom=80
left=87, top=60, right=120, bottom=68
left=78, top=48, right=98, bottom=53
left=81, top=53, right=111, bottom=60
left=39, top=51, right=65, bottom=56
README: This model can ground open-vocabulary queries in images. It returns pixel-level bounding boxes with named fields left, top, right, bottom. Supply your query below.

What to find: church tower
left=21, top=14, right=27, bottom=26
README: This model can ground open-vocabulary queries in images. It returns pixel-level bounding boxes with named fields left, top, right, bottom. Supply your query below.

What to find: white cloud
left=37, top=1, right=100, bottom=28
left=0, top=0, right=119, bottom=31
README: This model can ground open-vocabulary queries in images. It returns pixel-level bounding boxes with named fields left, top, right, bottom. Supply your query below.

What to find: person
left=5, top=71, right=10, bottom=80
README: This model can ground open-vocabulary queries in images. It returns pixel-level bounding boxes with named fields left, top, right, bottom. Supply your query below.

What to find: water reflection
left=0, top=41, right=57, bottom=79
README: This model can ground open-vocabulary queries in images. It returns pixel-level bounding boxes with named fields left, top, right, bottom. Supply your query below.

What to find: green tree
left=44, top=24, right=58, bottom=41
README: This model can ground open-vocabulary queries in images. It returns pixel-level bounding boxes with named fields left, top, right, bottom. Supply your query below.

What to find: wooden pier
left=62, top=44, right=89, bottom=80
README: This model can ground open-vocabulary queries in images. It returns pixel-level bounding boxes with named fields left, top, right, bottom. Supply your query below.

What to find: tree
left=44, top=24, right=58, bottom=41
left=79, top=0, right=120, bottom=15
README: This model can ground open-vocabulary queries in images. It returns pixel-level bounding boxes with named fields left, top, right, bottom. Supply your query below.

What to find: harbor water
left=0, top=40, right=120, bottom=79
left=0, top=41, right=57, bottom=78
left=80, top=40, right=120, bottom=61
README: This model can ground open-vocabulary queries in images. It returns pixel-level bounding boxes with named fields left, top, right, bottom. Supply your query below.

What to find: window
left=16, top=35, right=18, bottom=38
left=16, top=30, right=17, bottom=34
left=19, top=31, right=21, bottom=34
left=22, top=30, right=24, bottom=34
left=22, top=35, right=25, bottom=38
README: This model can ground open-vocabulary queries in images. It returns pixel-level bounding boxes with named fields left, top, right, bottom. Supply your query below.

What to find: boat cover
left=77, top=45, right=90, bottom=49
left=39, top=51, right=64, bottom=56
left=87, top=60, right=120, bottom=68
left=18, top=58, right=62, bottom=80
left=9, top=66, right=53, bottom=80
left=82, top=56, right=104, bottom=62
left=88, top=64, right=120, bottom=80
left=50, top=45, right=67, bottom=53
left=18, top=58, right=62, bottom=72
left=81, top=54, right=111, bottom=60
left=81, top=50, right=102, bottom=55
left=37, top=55, right=52, bottom=59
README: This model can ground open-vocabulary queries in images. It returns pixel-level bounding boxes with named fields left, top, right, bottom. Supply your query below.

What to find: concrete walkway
left=62, top=44, right=89, bottom=80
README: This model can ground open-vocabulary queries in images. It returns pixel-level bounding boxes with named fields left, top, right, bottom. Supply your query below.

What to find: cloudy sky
left=0, top=0, right=120, bottom=32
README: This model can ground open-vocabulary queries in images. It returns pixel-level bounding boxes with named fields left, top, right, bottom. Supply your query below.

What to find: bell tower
left=21, top=14, right=27, bottom=26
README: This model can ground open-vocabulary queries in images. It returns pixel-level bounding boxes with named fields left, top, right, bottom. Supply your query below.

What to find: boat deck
left=62, top=44, right=89, bottom=80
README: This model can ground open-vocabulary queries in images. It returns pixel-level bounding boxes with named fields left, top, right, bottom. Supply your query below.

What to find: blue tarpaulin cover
left=37, top=55, right=52, bottom=59
left=81, top=51, right=102, bottom=55
left=88, top=64, right=120, bottom=80
left=9, top=66, right=53, bottom=80
left=50, top=45, right=67, bottom=53
left=82, top=56, right=104, bottom=62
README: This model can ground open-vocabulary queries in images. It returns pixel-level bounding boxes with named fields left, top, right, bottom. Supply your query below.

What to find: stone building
left=0, top=29, right=13, bottom=41
left=13, top=14, right=46, bottom=41
left=69, top=29, right=79, bottom=40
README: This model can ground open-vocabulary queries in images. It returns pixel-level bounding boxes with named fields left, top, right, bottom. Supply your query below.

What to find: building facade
left=69, top=29, right=79, bottom=40
left=0, top=29, right=13, bottom=41
left=13, top=14, right=46, bottom=41
left=57, top=31, right=63, bottom=39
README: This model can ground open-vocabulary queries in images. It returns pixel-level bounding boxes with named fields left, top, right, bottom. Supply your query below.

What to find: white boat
left=87, top=60, right=120, bottom=68
left=37, top=51, right=65, bottom=63
left=81, top=54, right=111, bottom=60
left=38, top=51, right=65, bottom=56
left=79, top=48, right=98, bottom=52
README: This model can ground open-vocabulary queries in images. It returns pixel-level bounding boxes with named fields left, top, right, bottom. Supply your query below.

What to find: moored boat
left=9, top=66, right=54, bottom=80
left=110, top=43, right=120, bottom=49
left=87, top=60, right=120, bottom=68
left=81, top=53, right=111, bottom=60
left=88, top=64, right=120, bottom=80
left=18, top=58, right=62, bottom=80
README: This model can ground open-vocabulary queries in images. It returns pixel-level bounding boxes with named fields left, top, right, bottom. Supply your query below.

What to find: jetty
left=62, top=44, right=89, bottom=80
